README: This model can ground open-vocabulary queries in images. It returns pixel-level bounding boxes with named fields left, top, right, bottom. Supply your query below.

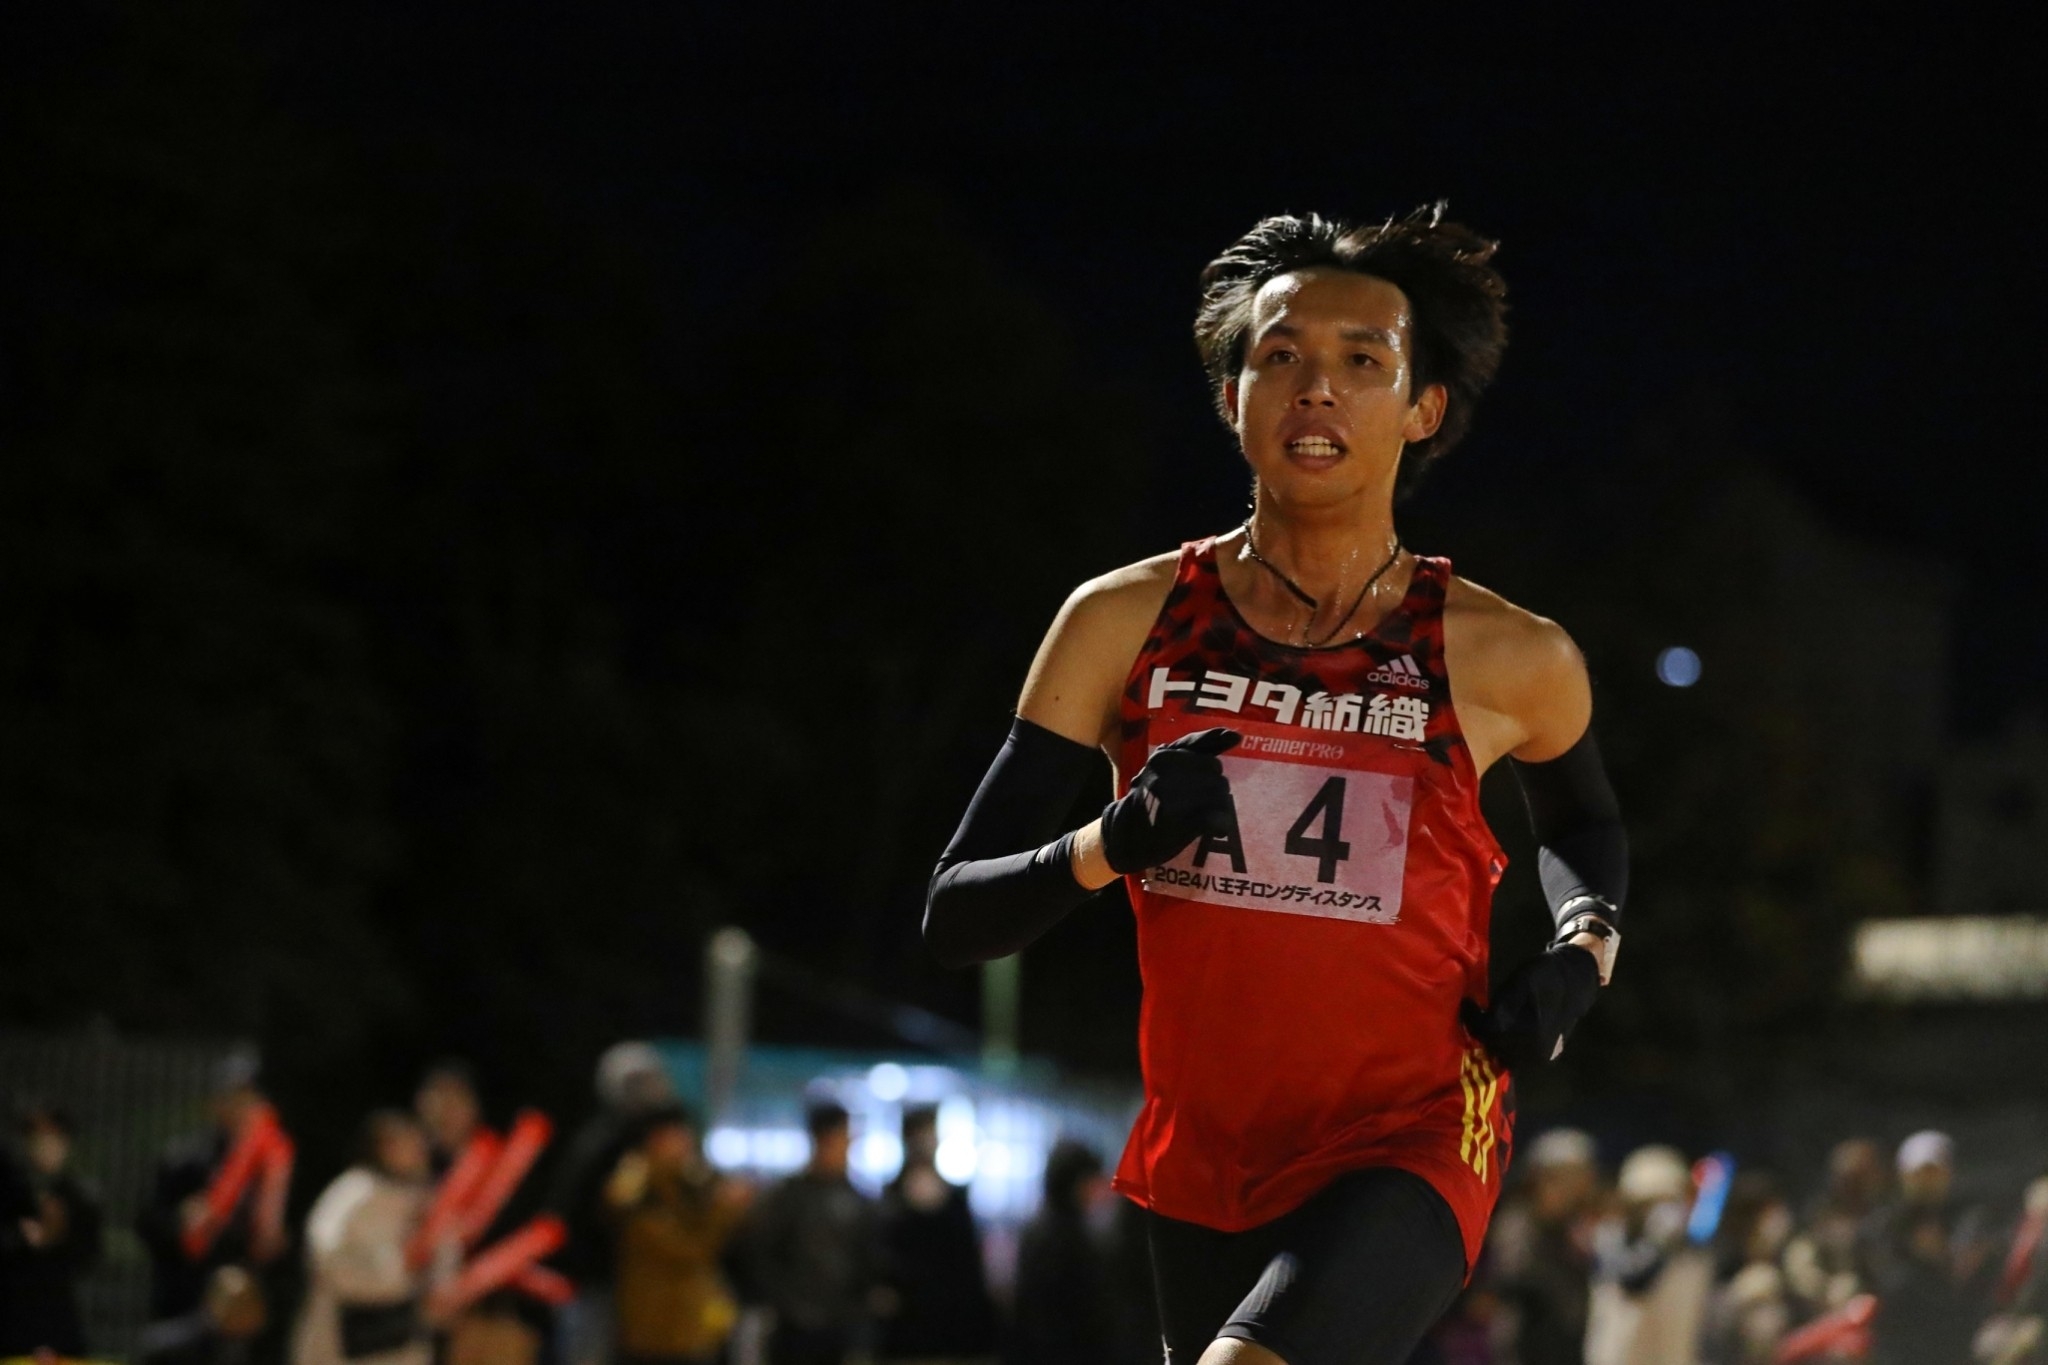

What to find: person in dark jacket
left=553, top=1041, right=679, bottom=1365
left=0, top=1101, right=105, bottom=1357
left=1489, top=1127, right=1600, bottom=1365
left=136, top=1051, right=291, bottom=1349
left=746, top=1100, right=881, bottom=1365
left=1010, top=1139, right=1114, bottom=1365
left=1860, top=1131, right=1997, bottom=1365
left=876, top=1106, right=997, bottom=1364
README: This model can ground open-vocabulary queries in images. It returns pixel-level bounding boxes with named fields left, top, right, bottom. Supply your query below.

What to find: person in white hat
left=1585, top=1145, right=1711, bottom=1365
left=1863, top=1130, right=1996, bottom=1365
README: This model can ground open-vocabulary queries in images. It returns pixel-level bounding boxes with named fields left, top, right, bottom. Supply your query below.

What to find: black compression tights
left=1146, top=1167, right=1466, bottom=1365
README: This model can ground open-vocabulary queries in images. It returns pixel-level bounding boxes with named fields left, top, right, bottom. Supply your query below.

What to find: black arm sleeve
left=1509, top=725, right=1629, bottom=931
left=924, top=716, right=1104, bottom=969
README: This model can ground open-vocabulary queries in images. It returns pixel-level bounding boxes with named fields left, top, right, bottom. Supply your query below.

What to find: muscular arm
left=1444, top=581, right=1626, bottom=933
left=1014, top=556, right=1174, bottom=751
left=1514, top=730, right=1629, bottom=933
left=1446, top=579, right=1628, bottom=1064
left=922, top=558, right=1175, bottom=967
left=923, top=717, right=1102, bottom=968
left=1016, top=556, right=1176, bottom=888
left=1441, top=578, right=1591, bottom=773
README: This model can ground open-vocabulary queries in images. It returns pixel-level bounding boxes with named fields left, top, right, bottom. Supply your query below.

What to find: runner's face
left=1226, top=269, right=1444, bottom=510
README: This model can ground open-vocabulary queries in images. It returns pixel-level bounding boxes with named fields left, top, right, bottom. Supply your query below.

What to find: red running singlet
left=1111, top=538, right=1512, bottom=1270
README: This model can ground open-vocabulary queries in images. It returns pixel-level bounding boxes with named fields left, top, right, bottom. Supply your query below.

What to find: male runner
left=925, top=206, right=1629, bottom=1365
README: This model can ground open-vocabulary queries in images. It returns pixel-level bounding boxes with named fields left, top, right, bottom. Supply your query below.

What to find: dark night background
left=4, top=2, right=2043, bottom=1182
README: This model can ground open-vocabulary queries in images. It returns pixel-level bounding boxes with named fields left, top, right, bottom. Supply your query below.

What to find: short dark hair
left=632, top=1101, right=699, bottom=1147
left=1193, top=203, right=1509, bottom=497
left=900, top=1104, right=938, bottom=1140
left=805, top=1099, right=851, bottom=1139
left=359, top=1108, right=420, bottom=1174
left=419, top=1057, right=478, bottom=1092
left=15, top=1098, right=74, bottom=1137
left=1041, top=1137, right=1104, bottom=1214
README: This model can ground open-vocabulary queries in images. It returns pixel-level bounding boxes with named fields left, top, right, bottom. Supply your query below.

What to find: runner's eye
left=1265, top=348, right=1296, bottom=364
left=1351, top=353, right=1379, bottom=367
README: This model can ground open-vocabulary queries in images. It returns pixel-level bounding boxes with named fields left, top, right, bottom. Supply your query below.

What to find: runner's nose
left=1294, top=364, right=1338, bottom=406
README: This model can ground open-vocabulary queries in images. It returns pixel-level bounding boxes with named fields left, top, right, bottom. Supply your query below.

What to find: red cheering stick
left=251, top=1130, right=294, bottom=1262
left=407, top=1129, right=504, bottom=1269
left=1775, top=1293, right=1876, bottom=1363
left=437, top=1214, right=566, bottom=1315
left=1999, top=1200, right=2047, bottom=1306
left=182, top=1101, right=286, bottom=1260
left=456, top=1110, right=552, bottom=1246
left=509, top=1263, right=576, bottom=1306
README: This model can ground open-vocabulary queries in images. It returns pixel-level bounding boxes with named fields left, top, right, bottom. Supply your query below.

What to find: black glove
left=1462, top=943, right=1600, bottom=1072
left=1098, top=728, right=1242, bottom=875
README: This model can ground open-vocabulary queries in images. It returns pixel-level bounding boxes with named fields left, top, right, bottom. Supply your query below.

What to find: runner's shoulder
left=1021, top=550, right=1181, bottom=742
left=1443, top=573, right=1584, bottom=689
left=1053, top=548, right=1181, bottom=643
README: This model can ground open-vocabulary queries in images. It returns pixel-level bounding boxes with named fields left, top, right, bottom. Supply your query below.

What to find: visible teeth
left=1291, top=438, right=1339, bottom=454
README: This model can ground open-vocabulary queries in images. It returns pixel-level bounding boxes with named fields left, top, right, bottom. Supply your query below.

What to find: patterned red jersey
left=1110, top=537, right=1512, bottom=1268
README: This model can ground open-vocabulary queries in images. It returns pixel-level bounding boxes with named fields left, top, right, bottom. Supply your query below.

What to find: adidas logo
left=1365, top=654, right=1430, bottom=691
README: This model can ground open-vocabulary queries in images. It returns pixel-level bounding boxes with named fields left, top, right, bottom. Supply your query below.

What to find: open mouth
left=1286, top=437, right=1344, bottom=459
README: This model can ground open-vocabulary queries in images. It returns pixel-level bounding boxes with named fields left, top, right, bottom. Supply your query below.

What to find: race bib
left=1141, top=715, right=1416, bottom=925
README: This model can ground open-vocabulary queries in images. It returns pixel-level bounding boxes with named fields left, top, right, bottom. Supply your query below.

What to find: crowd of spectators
left=3, top=1046, right=2046, bottom=1365
left=1438, top=1128, right=2048, bottom=1365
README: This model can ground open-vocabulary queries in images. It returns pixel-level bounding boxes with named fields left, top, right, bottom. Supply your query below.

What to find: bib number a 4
left=1142, top=723, right=1417, bottom=925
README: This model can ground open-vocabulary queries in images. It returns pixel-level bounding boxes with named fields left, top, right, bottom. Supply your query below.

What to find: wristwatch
left=1554, top=899, right=1620, bottom=986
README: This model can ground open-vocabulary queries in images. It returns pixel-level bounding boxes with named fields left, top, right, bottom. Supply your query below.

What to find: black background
left=4, top=2, right=2042, bottom=1168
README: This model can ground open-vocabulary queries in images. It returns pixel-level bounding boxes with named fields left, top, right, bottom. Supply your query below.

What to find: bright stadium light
left=935, top=1095, right=979, bottom=1183
left=856, top=1130, right=903, bottom=1180
left=706, top=1127, right=748, bottom=1166
left=1656, top=646, right=1702, bottom=687
left=1850, top=917, right=2048, bottom=1000
left=866, top=1061, right=909, bottom=1101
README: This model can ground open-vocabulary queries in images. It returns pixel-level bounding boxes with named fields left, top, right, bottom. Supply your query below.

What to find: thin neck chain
left=1240, top=520, right=1403, bottom=648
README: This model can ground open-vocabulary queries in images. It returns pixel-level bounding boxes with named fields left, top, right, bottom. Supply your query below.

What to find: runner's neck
left=1239, top=501, right=1401, bottom=603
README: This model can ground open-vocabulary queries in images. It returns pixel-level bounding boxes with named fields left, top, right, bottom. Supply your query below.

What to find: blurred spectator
left=553, top=1041, right=679, bottom=1365
left=411, top=1060, right=551, bottom=1356
left=1488, top=1126, right=1601, bottom=1365
left=1977, top=1173, right=2048, bottom=1365
left=1701, top=1172, right=1794, bottom=1365
left=291, top=1109, right=443, bottom=1365
left=745, top=1099, right=880, bottom=1365
left=1010, top=1139, right=1114, bottom=1365
left=1414, top=1258, right=1502, bottom=1365
left=0, top=1101, right=104, bottom=1357
left=1782, top=1137, right=1888, bottom=1320
left=606, top=1102, right=749, bottom=1365
left=1859, top=1130, right=1996, bottom=1365
left=136, top=1267, right=271, bottom=1365
left=1585, top=1144, right=1711, bottom=1365
left=876, top=1105, right=998, bottom=1365
left=137, top=1050, right=293, bottom=1359
left=415, top=1060, right=487, bottom=1173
